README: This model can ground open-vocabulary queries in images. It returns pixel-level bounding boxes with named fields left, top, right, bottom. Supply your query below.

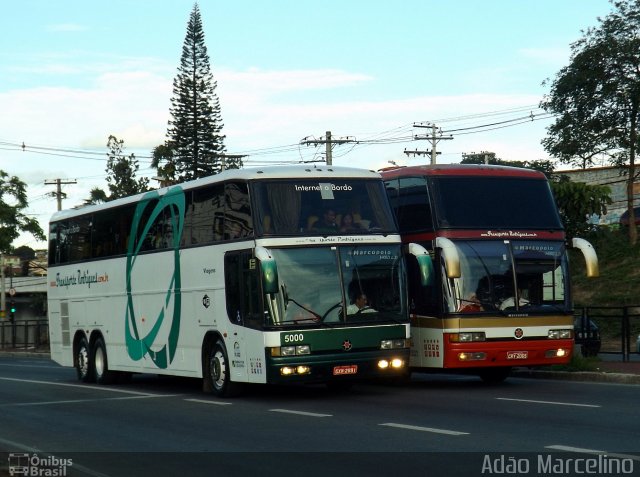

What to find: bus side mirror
left=407, top=243, right=434, bottom=287
left=435, top=237, right=461, bottom=279
left=571, top=238, right=599, bottom=278
left=255, top=246, right=279, bottom=294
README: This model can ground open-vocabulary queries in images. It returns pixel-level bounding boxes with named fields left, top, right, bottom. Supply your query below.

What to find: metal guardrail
left=575, top=306, right=640, bottom=362
left=0, top=319, right=49, bottom=351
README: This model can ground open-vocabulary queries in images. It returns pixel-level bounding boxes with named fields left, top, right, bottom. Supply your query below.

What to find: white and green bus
left=48, top=166, right=429, bottom=396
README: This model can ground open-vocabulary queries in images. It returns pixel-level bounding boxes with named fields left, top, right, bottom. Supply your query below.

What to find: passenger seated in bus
left=346, top=292, right=376, bottom=315
left=340, top=213, right=364, bottom=233
left=310, top=208, right=338, bottom=233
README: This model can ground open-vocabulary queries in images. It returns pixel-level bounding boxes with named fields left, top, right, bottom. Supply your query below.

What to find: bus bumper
left=443, top=339, right=573, bottom=369
left=266, top=348, right=410, bottom=384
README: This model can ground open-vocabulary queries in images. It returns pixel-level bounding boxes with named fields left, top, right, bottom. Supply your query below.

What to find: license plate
left=507, top=351, right=528, bottom=360
left=333, top=365, right=358, bottom=375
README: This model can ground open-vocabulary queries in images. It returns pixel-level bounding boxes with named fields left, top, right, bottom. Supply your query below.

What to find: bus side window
left=224, top=250, right=263, bottom=329
left=408, top=248, right=439, bottom=315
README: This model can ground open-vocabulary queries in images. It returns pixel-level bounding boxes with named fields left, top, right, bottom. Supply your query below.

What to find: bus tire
left=76, top=336, right=94, bottom=383
left=479, top=367, right=511, bottom=384
left=93, top=337, right=117, bottom=385
left=203, top=339, right=241, bottom=397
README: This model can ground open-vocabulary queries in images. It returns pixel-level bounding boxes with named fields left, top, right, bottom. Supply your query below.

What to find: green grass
left=570, top=227, right=640, bottom=307
left=548, top=353, right=601, bottom=372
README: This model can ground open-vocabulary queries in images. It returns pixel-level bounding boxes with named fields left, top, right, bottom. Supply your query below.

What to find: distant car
left=574, top=315, right=601, bottom=357
left=619, top=206, right=640, bottom=226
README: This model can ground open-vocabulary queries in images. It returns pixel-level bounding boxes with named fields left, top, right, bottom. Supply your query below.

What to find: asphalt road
left=0, top=356, right=638, bottom=477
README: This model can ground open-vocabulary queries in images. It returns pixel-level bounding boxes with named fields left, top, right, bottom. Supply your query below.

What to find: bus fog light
left=391, top=358, right=404, bottom=369
left=281, top=366, right=295, bottom=376
left=546, top=348, right=568, bottom=358
left=378, top=359, right=390, bottom=369
left=458, top=352, right=486, bottom=361
left=296, top=365, right=311, bottom=375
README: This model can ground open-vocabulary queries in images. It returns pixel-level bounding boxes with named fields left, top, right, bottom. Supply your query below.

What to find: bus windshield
left=265, top=245, right=406, bottom=326
left=252, top=179, right=396, bottom=236
left=446, top=240, right=570, bottom=314
left=430, top=177, right=564, bottom=230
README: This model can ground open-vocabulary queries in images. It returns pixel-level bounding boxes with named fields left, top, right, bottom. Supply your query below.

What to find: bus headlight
left=270, top=345, right=311, bottom=356
left=380, top=339, right=409, bottom=349
left=548, top=329, right=573, bottom=340
left=450, top=332, right=486, bottom=343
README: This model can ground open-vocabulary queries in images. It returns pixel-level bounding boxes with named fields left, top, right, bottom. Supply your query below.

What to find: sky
left=0, top=0, right=616, bottom=249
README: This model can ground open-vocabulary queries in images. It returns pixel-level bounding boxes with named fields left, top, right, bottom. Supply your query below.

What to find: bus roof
left=379, top=163, right=547, bottom=180
left=50, top=165, right=381, bottom=222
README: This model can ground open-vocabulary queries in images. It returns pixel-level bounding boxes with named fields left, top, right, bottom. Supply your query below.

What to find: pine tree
left=159, top=4, right=239, bottom=183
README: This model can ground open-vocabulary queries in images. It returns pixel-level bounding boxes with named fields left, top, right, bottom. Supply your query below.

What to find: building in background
left=557, top=165, right=640, bottom=226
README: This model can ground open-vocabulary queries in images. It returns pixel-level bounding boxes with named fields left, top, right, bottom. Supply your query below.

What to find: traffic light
left=9, top=301, right=15, bottom=322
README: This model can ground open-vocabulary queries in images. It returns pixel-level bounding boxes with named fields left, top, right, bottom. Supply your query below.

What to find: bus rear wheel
left=76, top=336, right=93, bottom=383
left=93, top=337, right=117, bottom=385
left=203, top=340, right=241, bottom=397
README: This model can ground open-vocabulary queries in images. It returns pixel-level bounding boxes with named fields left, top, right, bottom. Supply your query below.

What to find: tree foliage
left=154, top=4, right=240, bottom=183
left=541, top=0, right=640, bottom=244
left=0, top=170, right=45, bottom=253
left=551, top=176, right=612, bottom=238
left=105, top=135, right=150, bottom=199
left=86, top=135, right=149, bottom=204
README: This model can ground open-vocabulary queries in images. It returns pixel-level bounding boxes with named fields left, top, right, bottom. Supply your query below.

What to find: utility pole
left=413, top=123, right=453, bottom=165
left=300, top=131, right=355, bottom=165
left=45, top=178, right=77, bottom=211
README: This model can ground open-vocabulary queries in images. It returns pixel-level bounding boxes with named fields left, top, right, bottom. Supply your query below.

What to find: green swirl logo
left=125, top=187, right=185, bottom=368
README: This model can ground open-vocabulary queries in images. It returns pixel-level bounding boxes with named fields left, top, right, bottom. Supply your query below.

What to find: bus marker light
left=296, top=366, right=311, bottom=375
left=378, top=359, right=390, bottom=369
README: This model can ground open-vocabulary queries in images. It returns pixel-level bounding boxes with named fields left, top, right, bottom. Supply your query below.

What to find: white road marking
left=5, top=394, right=183, bottom=407
left=546, top=445, right=640, bottom=461
left=0, top=376, right=157, bottom=396
left=269, top=408, right=332, bottom=417
left=185, top=398, right=232, bottom=406
left=496, top=397, right=600, bottom=408
left=380, top=422, right=469, bottom=435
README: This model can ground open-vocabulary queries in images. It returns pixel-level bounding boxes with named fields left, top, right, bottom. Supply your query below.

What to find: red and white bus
left=382, top=164, right=599, bottom=383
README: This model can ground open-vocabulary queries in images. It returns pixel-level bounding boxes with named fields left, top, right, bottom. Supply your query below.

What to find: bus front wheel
left=203, top=340, right=241, bottom=397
